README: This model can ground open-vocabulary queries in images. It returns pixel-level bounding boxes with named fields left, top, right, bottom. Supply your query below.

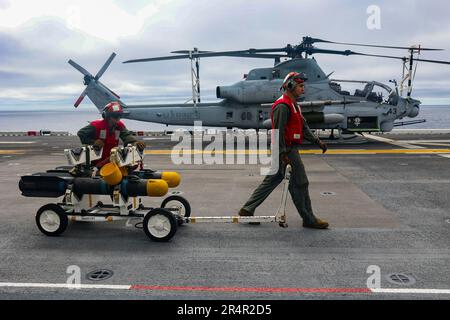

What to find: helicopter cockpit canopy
left=329, top=80, right=398, bottom=105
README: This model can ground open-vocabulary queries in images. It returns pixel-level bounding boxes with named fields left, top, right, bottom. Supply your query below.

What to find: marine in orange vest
left=239, top=72, right=329, bottom=229
left=77, top=102, right=146, bottom=167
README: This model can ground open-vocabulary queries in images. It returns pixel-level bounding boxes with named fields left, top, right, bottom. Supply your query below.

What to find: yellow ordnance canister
left=160, top=172, right=181, bottom=188
left=100, top=162, right=122, bottom=185
left=146, top=179, right=168, bottom=196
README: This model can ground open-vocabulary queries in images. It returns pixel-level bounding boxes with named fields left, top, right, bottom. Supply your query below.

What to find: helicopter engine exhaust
left=216, top=84, right=279, bottom=104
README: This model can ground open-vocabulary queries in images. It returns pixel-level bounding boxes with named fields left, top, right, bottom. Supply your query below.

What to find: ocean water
left=0, top=105, right=449, bottom=134
left=0, top=109, right=167, bottom=134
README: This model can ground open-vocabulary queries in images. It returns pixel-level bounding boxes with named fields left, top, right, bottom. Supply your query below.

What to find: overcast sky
left=1, top=0, right=450, bottom=110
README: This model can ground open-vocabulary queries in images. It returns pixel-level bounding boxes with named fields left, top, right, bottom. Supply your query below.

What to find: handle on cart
left=275, top=164, right=292, bottom=227
left=284, top=164, right=292, bottom=180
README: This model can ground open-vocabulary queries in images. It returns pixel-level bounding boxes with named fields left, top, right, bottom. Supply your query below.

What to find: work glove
left=134, top=141, right=146, bottom=151
left=93, top=139, right=104, bottom=151
left=318, top=140, right=328, bottom=154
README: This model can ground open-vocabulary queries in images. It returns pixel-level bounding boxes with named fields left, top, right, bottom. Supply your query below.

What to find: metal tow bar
left=181, top=164, right=292, bottom=227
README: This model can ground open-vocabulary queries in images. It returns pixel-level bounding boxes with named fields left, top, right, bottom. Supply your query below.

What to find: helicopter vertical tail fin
left=84, top=80, right=124, bottom=113
left=68, top=53, right=126, bottom=113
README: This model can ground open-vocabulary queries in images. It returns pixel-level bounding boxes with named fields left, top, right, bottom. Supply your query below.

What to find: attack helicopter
left=69, top=36, right=450, bottom=134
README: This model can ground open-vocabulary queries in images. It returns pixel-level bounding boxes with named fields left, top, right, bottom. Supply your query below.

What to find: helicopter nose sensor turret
left=408, top=103, right=420, bottom=118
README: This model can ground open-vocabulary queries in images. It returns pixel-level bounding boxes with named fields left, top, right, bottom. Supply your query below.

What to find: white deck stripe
left=0, top=141, right=36, bottom=144
left=365, top=134, right=425, bottom=149
left=371, top=288, right=450, bottom=294
left=0, top=282, right=131, bottom=290
left=366, top=136, right=450, bottom=159
left=0, top=282, right=450, bottom=295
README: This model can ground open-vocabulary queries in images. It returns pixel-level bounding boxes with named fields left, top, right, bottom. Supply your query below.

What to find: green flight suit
left=242, top=102, right=320, bottom=225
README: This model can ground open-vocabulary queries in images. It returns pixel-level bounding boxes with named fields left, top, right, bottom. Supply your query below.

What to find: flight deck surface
left=0, top=132, right=449, bottom=299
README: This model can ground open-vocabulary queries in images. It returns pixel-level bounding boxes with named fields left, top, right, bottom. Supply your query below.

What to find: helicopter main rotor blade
left=242, top=47, right=289, bottom=53
left=311, top=47, right=450, bottom=65
left=171, top=50, right=212, bottom=54
left=349, top=52, right=450, bottom=65
left=123, top=52, right=286, bottom=63
left=124, top=55, right=194, bottom=63
left=173, top=48, right=290, bottom=54
left=413, top=57, right=450, bottom=65
left=218, top=53, right=288, bottom=59
left=309, top=47, right=406, bottom=60
left=68, top=59, right=92, bottom=77
left=95, top=52, right=116, bottom=80
left=305, top=37, right=443, bottom=51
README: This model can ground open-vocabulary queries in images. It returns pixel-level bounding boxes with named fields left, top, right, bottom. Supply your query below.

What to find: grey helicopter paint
left=69, top=37, right=450, bottom=133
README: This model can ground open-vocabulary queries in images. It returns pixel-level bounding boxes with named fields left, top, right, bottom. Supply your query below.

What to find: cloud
left=1, top=0, right=450, bottom=110
left=0, top=0, right=174, bottom=43
left=0, top=0, right=10, bottom=9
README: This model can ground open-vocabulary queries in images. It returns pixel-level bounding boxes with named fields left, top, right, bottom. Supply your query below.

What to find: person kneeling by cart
left=19, top=141, right=191, bottom=242
left=76, top=101, right=146, bottom=169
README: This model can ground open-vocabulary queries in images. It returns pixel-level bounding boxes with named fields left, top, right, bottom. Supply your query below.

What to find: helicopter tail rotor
left=68, top=52, right=122, bottom=109
left=74, top=88, right=88, bottom=108
left=94, top=52, right=116, bottom=80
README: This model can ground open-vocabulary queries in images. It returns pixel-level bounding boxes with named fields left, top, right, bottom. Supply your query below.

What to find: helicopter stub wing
left=261, top=112, right=346, bottom=129
left=260, top=99, right=364, bottom=108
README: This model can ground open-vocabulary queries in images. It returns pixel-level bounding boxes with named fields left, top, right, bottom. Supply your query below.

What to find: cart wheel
left=161, top=195, right=191, bottom=225
left=36, top=204, right=68, bottom=236
left=143, top=208, right=177, bottom=242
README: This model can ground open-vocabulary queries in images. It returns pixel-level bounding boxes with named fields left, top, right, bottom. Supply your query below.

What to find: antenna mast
left=399, top=45, right=421, bottom=98
left=188, top=47, right=201, bottom=105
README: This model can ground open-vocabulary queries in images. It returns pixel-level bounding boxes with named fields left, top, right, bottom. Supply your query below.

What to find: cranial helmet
left=102, top=101, right=123, bottom=119
left=281, top=72, right=308, bottom=91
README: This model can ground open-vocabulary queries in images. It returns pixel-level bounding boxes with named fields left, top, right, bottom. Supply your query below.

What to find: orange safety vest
left=271, top=94, right=304, bottom=146
left=90, top=119, right=125, bottom=163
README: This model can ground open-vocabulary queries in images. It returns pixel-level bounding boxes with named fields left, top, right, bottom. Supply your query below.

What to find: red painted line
left=130, top=285, right=372, bottom=294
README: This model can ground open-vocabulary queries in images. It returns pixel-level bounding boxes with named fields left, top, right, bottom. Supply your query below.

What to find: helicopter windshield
left=329, top=80, right=396, bottom=105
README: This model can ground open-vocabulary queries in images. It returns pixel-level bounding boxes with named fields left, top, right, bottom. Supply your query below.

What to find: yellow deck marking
left=0, top=150, right=26, bottom=155
left=145, top=149, right=450, bottom=155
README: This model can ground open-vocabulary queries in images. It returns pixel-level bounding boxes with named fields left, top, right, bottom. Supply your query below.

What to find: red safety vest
left=271, top=94, right=304, bottom=146
left=90, top=119, right=125, bottom=163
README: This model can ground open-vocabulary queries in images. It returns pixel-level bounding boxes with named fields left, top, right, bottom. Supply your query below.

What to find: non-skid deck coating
left=0, top=133, right=449, bottom=299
